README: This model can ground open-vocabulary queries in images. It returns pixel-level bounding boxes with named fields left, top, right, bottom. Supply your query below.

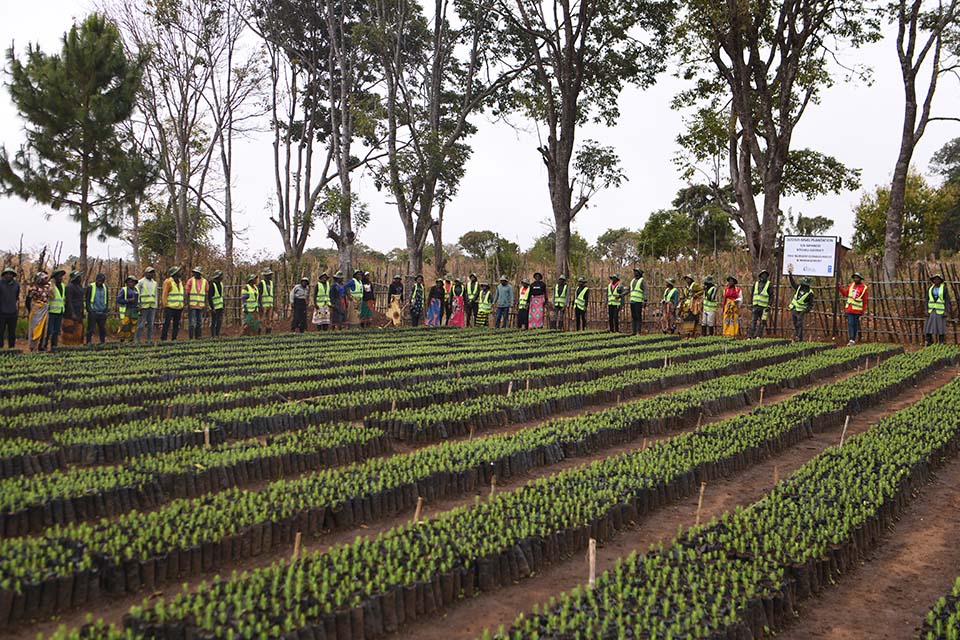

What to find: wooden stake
left=203, top=426, right=210, bottom=448
left=773, top=465, right=779, bottom=484
left=587, top=538, right=597, bottom=587
left=641, top=438, right=648, bottom=450
left=696, top=412, right=703, bottom=428
left=616, top=392, right=621, bottom=406
left=526, top=378, right=530, bottom=391
left=414, top=496, right=424, bottom=523
left=391, top=399, right=397, bottom=411
left=469, top=424, right=475, bottom=440
left=490, top=474, right=497, bottom=499
left=507, top=381, right=513, bottom=397
left=840, top=415, right=850, bottom=445
left=758, top=386, right=765, bottom=407
left=695, top=482, right=707, bottom=526
left=663, top=355, right=668, bottom=369
left=292, top=531, right=302, bottom=559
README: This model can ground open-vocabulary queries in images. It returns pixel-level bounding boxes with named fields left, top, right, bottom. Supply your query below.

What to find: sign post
left=781, top=236, right=838, bottom=277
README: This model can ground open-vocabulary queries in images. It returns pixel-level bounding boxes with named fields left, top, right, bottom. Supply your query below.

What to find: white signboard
left=782, top=235, right=837, bottom=277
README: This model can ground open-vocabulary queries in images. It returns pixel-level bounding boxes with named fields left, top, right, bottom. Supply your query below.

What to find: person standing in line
left=465, top=273, right=480, bottom=326
left=0, top=268, right=20, bottom=349
left=448, top=277, right=467, bottom=327
left=574, top=277, right=589, bottom=330
left=116, top=275, right=140, bottom=343
left=660, top=278, right=679, bottom=334
left=136, top=267, right=158, bottom=344
left=330, top=272, right=347, bottom=330
left=208, top=271, right=225, bottom=338
left=346, top=269, right=364, bottom=329
left=240, top=274, right=261, bottom=336
left=160, top=266, right=184, bottom=342
left=786, top=268, right=814, bottom=342
left=924, top=273, right=951, bottom=346
left=360, top=271, right=375, bottom=328
left=838, top=272, right=868, bottom=346
left=629, top=267, right=646, bottom=335
left=679, top=274, right=703, bottom=338
left=185, top=267, right=208, bottom=340
left=388, top=275, right=404, bottom=304
left=62, top=270, right=86, bottom=345
left=258, top=268, right=275, bottom=335
left=494, top=275, right=512, bottom=328
left=312, top=272, right=332, bottom=331
left=607, top=274, right=626, bottom=333
left=410, top=275, right=425, bottom=326
left=476, top=282, right=492, bottom=327
left=517, top=278, right=531, bottom=329
left=46, top=269, right=66, bottom=349
left=290, top=276, right=310, bottom=333
left=25, top=272, right=50, bottom=351
left=528, top=272, right=548, bottom=329
left=443, top=273, right=454, bottom=324
left=748, top=269, right=772, bottom=339
left=84, top=273, right=109, bottom=344
left=722, top=275, right=743, bottom=338
left=553, top=275, right=568, bottom=330
left=426, top=278, right=445, bottom=326
left=701, top=275, right=719, bottom=336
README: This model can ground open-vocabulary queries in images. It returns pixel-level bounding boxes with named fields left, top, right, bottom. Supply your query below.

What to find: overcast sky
left=2, top=1, right=959, bottom=263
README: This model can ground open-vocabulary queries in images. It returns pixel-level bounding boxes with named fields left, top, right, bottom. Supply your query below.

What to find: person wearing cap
left=660, top=278, right=680, bottom=334
left=574, top=277, right=589, bottom=330
left=84, top=273, right=109, bottom=345
left=629, top=268, right=646, bottom=335
left=679, top=274, right=703, bottom=339
left=476, top=282, right=493, bottom=327
left=62, top=270, right=86, bottom=345
left=747, top=269, right=772, bottom=339
left=443, top=273, right=454, bottom=324
left=258, top=268, right=276, bottom=335
left=410, top=275, right=425, bottom=326
left=701, top=276, right=719, bottom=336
left=208, top=271, right=225, bottom=338
left=448, top=277, right=467, bottom=327
left=924, top=273, right=950, bottom=346
left=528, top=272, right=549, bottom=329
left=552, top=275, right=569, bottom=330
left=46, top=269, right=67, bottom=349
left=161, top=266, right=185, bottom=342
left=312, top=272, right=332, bottom=331
left=25, top=271, right=50, bottom=351
left=136, top=267, right=158, bottom=344
left=0, top=267, right=19, bottom=349
left=346, top=269, right=364, bottom=328
left=517, top=278, right=531, bottom=329
left=289, top=276, right=310, bottom=333
left=116, top=275, right=140, bottom=343
left=465, top=273, right=480, bottom=326
left=607, top=274, right=626, bottom=333
left=722, top=275, right=743, bottom=338
left=426, top=278, right=445, bottom=326
left=786, top=267, right=815, bottom=342
left=240, top=273, right=261, bottom=336
left=493, top=276, right=513, bottom=329
left=839, top=272, right=868, bottom=346
left=184, top=267, right=209, bottom=340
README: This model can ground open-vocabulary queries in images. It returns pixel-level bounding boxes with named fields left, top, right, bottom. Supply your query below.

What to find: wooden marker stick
left=414, top=496, right=424, bottom=523
left=507, top=381, right=513, bottom=397
left=758, top=386, right=765, bottom=407
left=204, top=426, right=210, bottom=448
left=773, top=465, right=779, bottom=484
left=588, top=538, right=597, bottom=587
left=840, top=415, right=850, bottom=446
left=292, top=531, right=302, bottom=559
left=490, top=474, right=497, bottom=499
left=695, top=482, right=707, bottom=526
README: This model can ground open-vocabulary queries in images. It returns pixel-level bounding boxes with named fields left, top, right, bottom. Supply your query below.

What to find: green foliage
left=527, top=232, right=592, bottom=274
left=594, top=228, right=641, bottom=266
left=638, top=210, right=692, bottom=260
left=138, top=201, right=214, bottom=260
left=932, top=137, right=960, bottom=186
left=853, top=171, right=957, bottom=257
left=784, top=211, right=835, bottom=237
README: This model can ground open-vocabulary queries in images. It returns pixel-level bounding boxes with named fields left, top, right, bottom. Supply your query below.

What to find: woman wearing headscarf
left=924, top=273, right=951, bottom=346
left=25, top=272, right=50, bottom=351
left=528, top=272, right=549, bottom=328
left=426, top=278, right=445, bottom=326
left=722, top=275, right=743, bottom=338
left=360, top=271, right=375, bottom=328
left=410, top=275, right=425, bottom=326
left=448, top=277, right=466, bottom=327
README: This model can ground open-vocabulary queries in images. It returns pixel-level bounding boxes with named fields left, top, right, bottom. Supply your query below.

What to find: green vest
left=349, top=279, right=364, bottom=301
left=259, top=280, right=274, bottom=308
left=138, top=279, right=157, bottom=309
left=752, top=280, right=770, bottom=308
left=607, top=283, right=622, bottom=307
left=929, top=286, right=946, bottom=315
left=478, top=290, right=492, bottom=314
left=575, top=286, right=588, bottom=311
left=118, top=287, right=138, bottom=319
left=315, top=281, right=331, bottom=306
left=518, top=287, right=531, bottom=310
left=210, top=281, right=224, bottom=311
left=703, top=285, right=718, bottom=312
left=49, top=283, right=65, bottom=314
left=243, top=284, right=259, bottom=313
left=788, top=287, right=812, bottom=312
left=166, top=280, right=184, bottom=309
left=554, top=283, right=568, bottom=308
left=466, top=280, right=479, bottom=301
left=630, top=277, right=645, bottom=303
left=662, top=287, right=677, bottom=304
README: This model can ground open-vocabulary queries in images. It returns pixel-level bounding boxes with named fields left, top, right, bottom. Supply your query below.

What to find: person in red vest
left=838, top=272, right=868, bottom=346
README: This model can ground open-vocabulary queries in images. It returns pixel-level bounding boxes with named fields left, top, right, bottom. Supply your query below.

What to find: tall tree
left=674, top=0, right=877, bottom=273
left=0, top=14, right=153, bottom=274
left=493, top=0, right=673, bottom=277
left=594, top=228, right=642, bottom=266
left=881, top=0, right=960, bottom=278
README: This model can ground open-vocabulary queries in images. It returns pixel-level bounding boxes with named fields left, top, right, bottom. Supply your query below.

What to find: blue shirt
left=494, top=283, right=513, bottom=308
left=89, top=284, right=107, bottom=314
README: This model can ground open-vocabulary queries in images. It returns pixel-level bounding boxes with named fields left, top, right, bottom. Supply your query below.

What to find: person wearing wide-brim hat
left=328, top=271, right=346, bottom=330
left=207, top=270, right=225, bottom=338
left=358, top=271, right=375, bottom=329
left=838, top=272, right=868, bottom=346
left=288, top=275, right=311, bottom=334
left=57, top=270, right=86, bottom=346
left=701, top=275, right=719, bottom=336
left=256, top=268, right=276, bottom=335
left=345, top=270, right=364, bottom=329
left=661, top=278, right=680, bottom=334
left=574, top=276, right=590, bottom=331
left=607, top=274, right=626, bottom=333
left=722, top=275, right=743, bottom=338
left=476, top=281, right=493, bottom=327
left=386, top=274, right=405, bottom=328
left=117, top=274, right=140, bottom=343
left=311, top=272, right=332, bottom=331
left=465, top=272, right=481, bottom=326
left=448, top=277, right=467, bottom=327
left=517, top=278, right=532, bottom=329
left=83, top=272, right=111, bottom=346
left=527, top=272, right=549, bottom=329
left=184, top=267, right=209, bottom=340
left=493, top=275, right=513, bottom=328
left=628, top=268, right=647, bottom=336
left=426, top=277, right=446, bottom=327
left=678, top=275, right=704, bottom=339
left=0, top=267, right=20, bottom=350
left=552, top=274, right=569, bottom=330
left=409, top=274, right=425, bottom=327
left=785, top=266, right=815, bottom=342
left=924, top=273, right=951, bottom=346
left=25, top=270, right=51, bottom=351
left=748, top=268, right=773, bottom=339
left=43, top=269, right=68, bottom=349
left=240, top=273, right=261, bottom=336
left=135, top=267, right=159, bottom=344
left=160, top=266, right=185, bottom=342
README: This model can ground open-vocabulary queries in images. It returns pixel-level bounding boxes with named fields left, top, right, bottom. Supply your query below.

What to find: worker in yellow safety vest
left=517, top=278, right=531, bottom=329
left=161, top=266, right=184, bottom=341
left=258, top=268, right=275, bottom=335
left=313, top=272, right=332, bottom=331
left=553, top=275, right=569, bottom=330
left=607, top=274, right=626, bottom=333
left=629, top=267, right=646, bottom=335
left=701, top=275, right=719, bottom=336
left=574, top=277, right=589, bottom=331
left=185, top=267, right=209, bottom=340
left=466, top=273, right=480, bottom=326
left=748, top=269, right=772, bottom=339
left=477, top=282, right=493, bottom=327
left=924, top=273, right=951, bottom=346
left=786, top=267, right=814, bottom=342
left=838, top=272, right=868, bottom=346
left=135, top=266, right=158, bottom=344
left=208, top=270, right=225, bottom=338
left=241, top=273, right=261, bottom=336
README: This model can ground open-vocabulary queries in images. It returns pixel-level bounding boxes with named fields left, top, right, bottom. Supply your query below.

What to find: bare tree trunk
left=884, top=137, right=914, bottom=279
left=431, top=203, right=446, bottom=275
left=79, top=166, right=90, bottom=275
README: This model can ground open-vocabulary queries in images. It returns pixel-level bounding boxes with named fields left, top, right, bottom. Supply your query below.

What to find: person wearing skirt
left=448, top=277, right=466, bottom=327
left=426, top=278, right=445, bottom=326
left=528, top=272, right=548, bottom=328
left=924, top=273, right=951, bottom=345
left=722, top=275, right=742, bottom=338
left=476, top=282, right=492, bottom=326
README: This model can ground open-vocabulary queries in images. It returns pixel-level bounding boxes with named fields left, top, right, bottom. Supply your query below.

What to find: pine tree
left=0, top=13, right=154, bottom=274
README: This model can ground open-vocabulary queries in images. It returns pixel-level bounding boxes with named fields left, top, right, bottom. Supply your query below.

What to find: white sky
left=1, top=1, right=959, bottom=262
